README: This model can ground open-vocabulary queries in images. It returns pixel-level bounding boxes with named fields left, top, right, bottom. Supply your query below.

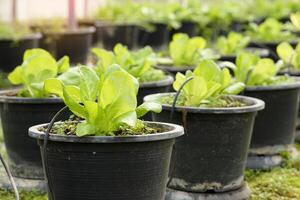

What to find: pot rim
left=28, top=121, right=184, bottom=143
left=140, top=75, right=173, bottom=88
left=144, top=93, right=265, bottom=113
left=250, top=40, right=299, bottom=46
left=0, top=33, right=42, bottom=41
left=245, top=77, right=300, bottom=91
left=44, top=26, right=95, bottom=36
left=0, top=89, right=62, bottom=104
left=155, top=64, right=196, bottom=73
left=219, top=47, right=270, bottom=58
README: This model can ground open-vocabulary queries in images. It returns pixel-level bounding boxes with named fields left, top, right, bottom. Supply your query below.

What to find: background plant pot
left=96, top=23, right=138, bottom=50
left=0, top=92, right=66, bottom=179
left=39, top=27, right=95, bottom=65
left=29, top=121, right=184, bottom=200
left=137, top=23, right=169, bottom=50
left=0, top=33, right=41, bottom=72
left=170, top=21, right=198, bottom=38
left=155, top=64, right=195, bottom=77
left=244, top=81, right=300, bottom=165
left=230, top=20, right=249, bottom=32
left=78, top=20, right=99, bottom=45
left=248, top=41, right=298, bottom=61
left=218, top=47, right=270, bottom=63
left=138, top=75, right=173, bottom=121
left=145, top=93, right=264, bottom=195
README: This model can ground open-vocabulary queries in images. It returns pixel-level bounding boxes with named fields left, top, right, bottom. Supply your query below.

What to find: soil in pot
left=137, top=23, right=169, bottom=50
left=145, top=93, right=264, bottom=199
left=37, top=27, right=95, bottom=65
left=0, top=90, right=67, bottom=179
left=218, top=47, right=270, bottom=63
left=0, top=34, right=41, bottom=72
left=244, top=79, right=300, bottom=169
left=169, top=21, right=198, bottom=38
left=28, top=121, right=184, bottom=200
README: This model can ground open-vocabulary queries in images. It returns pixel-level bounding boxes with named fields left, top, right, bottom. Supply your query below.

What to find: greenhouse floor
left=0, top=132, right=299, bottom=200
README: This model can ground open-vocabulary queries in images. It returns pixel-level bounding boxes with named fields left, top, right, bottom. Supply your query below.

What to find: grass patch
left=0, top=189, right=47, bottom=200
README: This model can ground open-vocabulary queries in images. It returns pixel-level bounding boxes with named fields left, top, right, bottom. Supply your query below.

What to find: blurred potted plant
left=0, top=0, right=41, bottom=72
left=0, top=49, right=78, bottom=181
left=92, top=44, right=173, bottom=105
left=216, top=32, right=269, bottom=62
left=247, top=18, right=298, bottom=60
left=29, top=65, right=184, bottom=199
left=31, top=0, right=95, bottom=65
left=228, top=52, right=300, bottom=169
left=276, top=42, right=300, bottom=142
left=92, top=1, right=139, bottom=50
left=156, top=33, right=219, bottom=76
left=144, top=59, right=264, bottom=199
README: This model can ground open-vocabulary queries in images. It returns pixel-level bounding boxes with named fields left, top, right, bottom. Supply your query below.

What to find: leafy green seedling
left=172, top=59, right=245, bottom=107
left=277, top=42, right=300, bottom=70
left=8, top=48, right=70, bottom=97
left=216, top=32, right=251, bottom=55
left=169, top=33, right=207, bottom=66
left=92, top=44, right=166, bottom=83
left=230, top=52, right=287, bottom=86
left=247, top=18, right=295, bottom=42
left=44, top=65, right=162, bottom=136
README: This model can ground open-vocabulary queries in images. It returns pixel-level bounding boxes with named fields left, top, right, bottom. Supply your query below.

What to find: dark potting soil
left=159, top=94, right=247, bottom=108
left=38, top=116, right=162, bottom=136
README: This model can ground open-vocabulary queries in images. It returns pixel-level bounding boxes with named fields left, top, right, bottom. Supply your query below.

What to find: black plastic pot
left=39, top=27, right=95, bottom=65
left=96, top=23, right=138, bottom=50
left=138, top=75, right=174, bottom=105
left=218, top=47, right=270, bottom=63
left=170, top=21, right=198, bottom=38
left=29, top=121, right=184, bottom=200
left=248, top=40, right=298, bottom=61
left=230, top=20, right=249, bottom=33
left=244, top=80, right=300, bottom=158
left=137, top=23, right=169, bottom=50
left=144, top=93, right=264, bottom=195
left=78, top=20, right=99, bottom=45
left=0, top=33, right=41, bottom=72
left=0, top=92, right=66, bottom=179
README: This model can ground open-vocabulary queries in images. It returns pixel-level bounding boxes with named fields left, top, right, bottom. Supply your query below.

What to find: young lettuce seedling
left=216, top=32, right=251, bottom=55
left=8, top=48, right=71, bottom=97
left=44, top=65, right=162, bottom=136
left=231, top=52, right=289, bottom=86
left=247, top=18, right=294, bottom=42
left=92, top=44, right=165, bottom=83
left=169, top=33, right=213, bottom=66
left=171, top=59, right=245, bottom=107
left=277, top=42, right=300, bottom=70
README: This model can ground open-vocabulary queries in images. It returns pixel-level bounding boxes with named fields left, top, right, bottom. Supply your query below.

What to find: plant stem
left=68, top=0, right=78, bottom=30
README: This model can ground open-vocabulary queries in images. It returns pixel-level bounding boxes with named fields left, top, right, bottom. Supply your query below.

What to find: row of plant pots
left=1, top=40, right=300, bottom=199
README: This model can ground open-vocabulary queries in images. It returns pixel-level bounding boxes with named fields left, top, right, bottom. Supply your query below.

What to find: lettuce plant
left=171, top=59, right=245, bottom=107
left=277, top=42, right=300, bottom=70
left=92, top=44, right=166, bottom=83
left=169, top=33, right=218, bottom=66
left=247, top=18, right=295, bottom=42
left=285, top=13, right=300, bottom=32
left=230, top=52, right=287, bottom=86
left=44, top=65, right=161, bottom=136
left=216, top=32, right=250, bottom=55
left=8, top=48, right=70, bottom=97
left=0, top=22, right=31, bottom=40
